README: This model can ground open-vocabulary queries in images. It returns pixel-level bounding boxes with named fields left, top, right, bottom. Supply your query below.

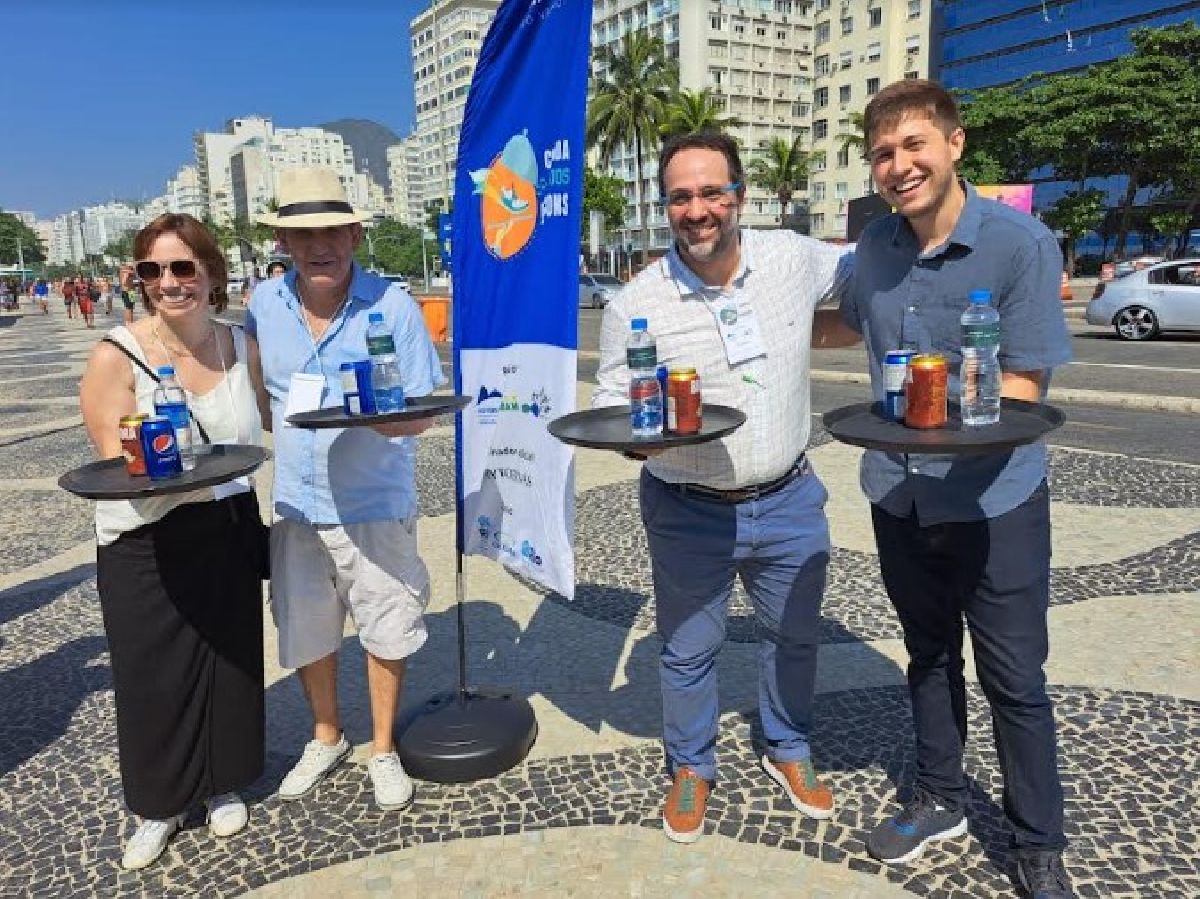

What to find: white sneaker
left=278, top=734, right=352, bottom=800
left=205, top=792, right=248, bottom=838
left=367, top=751, right=415, bottom=811
left=121, top=814, right=184, bottom=871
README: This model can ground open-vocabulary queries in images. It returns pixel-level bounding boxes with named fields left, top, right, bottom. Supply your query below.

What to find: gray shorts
left=269, top=518, right=431, bottom=669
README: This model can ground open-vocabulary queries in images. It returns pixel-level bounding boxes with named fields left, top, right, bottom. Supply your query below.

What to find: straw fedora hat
left=258, top=167, right=372, bottom=228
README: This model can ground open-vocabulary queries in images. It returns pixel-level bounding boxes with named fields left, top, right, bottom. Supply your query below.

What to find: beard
left=676, top=208, right=740, bottom=265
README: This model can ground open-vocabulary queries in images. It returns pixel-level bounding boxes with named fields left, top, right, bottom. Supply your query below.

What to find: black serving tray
left=59, top=444, right=269, bottom=500
left=823, top=399, right=1064, bottom=455
left=547, top=404, right=746, bottom=451
left=287, top=394, right=471, bottom=429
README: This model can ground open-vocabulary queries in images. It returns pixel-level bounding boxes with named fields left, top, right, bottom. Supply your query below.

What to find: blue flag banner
left=452, top=0, right=591, bottom=599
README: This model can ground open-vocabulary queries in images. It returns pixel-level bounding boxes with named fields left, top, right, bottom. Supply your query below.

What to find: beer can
left=118, top=413, right=148, bottom=476
left=904, top=354, right=948, bottom=429
left=139, top=415, right=183, bottom=480
left=666, top=368, right=702, bottom=434
left=882, top=350, right=915, bottom=421
left=340, top=360, right=378, bottom=415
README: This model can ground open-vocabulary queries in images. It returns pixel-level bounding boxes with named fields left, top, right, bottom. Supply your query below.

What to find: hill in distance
left=320, top=119, right=406, bottom=190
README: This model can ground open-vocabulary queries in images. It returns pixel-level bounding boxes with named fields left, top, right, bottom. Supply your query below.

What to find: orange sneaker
left=761, top=755, right=835, bottom=819
left=662, top=767, right=710, bottom=844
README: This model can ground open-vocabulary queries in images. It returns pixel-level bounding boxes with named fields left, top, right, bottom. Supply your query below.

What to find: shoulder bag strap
left=101, top=336, right=212, bottom=444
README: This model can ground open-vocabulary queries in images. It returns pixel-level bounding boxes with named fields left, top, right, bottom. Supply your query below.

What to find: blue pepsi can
left=883, top=350, right=915, bottom=421
left=655, top=363, right=668, bottom=400
left=139, top=416, right=183, bottom=480
left=340, top=360, right=377, bottom=415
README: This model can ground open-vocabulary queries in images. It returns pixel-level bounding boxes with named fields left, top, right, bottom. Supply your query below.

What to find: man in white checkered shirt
left=592, top=131, right=852, bottom=844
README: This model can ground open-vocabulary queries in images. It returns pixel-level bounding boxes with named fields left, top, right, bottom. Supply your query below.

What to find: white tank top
left=94, top=324, right=263, bottom=546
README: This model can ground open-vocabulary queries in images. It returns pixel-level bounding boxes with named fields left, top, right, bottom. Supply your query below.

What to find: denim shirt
left=839, top=183, right=1071, bottom=524
left=247, top=265, right=446, bottom=525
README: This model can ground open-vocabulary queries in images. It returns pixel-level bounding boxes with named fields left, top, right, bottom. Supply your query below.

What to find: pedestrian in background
left=78, top=213, right=267, bottom=871
left=62, top=276, right=77, bottom=318
left=813, top=79, right=1074, bottom=898
left=77, top=277, right=97, bottom=328
left=592, top=131, right=852, bottom=845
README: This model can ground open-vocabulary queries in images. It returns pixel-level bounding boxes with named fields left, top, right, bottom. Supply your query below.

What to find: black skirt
left=96, top=492, right=265, bottom=819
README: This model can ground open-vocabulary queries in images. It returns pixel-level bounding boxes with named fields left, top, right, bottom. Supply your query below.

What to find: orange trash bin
left=419, top=297, right=450, bottom=343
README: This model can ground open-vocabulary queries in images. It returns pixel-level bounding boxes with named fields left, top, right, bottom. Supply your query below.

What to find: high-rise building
left=387, top=138, right=423, bottom=226
left=807, top=0, right=933, bottom=239
left=409, top=0, right=500, bottom=226
left=589, top=0, right=816, bottom=258
left=193, top=116, right=275, bottom=223
left=80, top=203, right=148, bottom=257
left=935, top=0, right=1200, bottom=91
left=165, top=165, right=207, bottom=219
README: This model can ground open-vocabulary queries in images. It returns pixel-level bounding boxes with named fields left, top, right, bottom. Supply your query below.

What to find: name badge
left=712, top=295, right=766, bottom=366
left=282, top=372, right=325, bottom=429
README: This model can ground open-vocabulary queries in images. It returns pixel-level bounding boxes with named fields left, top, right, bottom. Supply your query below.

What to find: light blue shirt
left=839, top=182, right=1072, bottom=524
left=247, top=264, right=446, bottom=525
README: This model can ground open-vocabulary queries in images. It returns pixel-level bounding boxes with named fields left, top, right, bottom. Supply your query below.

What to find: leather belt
left=663, top=455, right=810, bottom=504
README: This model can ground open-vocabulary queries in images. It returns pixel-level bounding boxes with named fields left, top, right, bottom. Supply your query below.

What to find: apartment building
left=387, top=138, right=424, bottom=226
left=410, top=0, right=500, bottom=224
left=165, top=165, right=207, bottom=219
left=590, top=0, right=816, bottom=257
left=806, top=0, right=932, bottom=239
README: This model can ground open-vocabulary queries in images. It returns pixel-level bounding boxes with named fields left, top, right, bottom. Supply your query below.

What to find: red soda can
left=666, top=368, right=702, bottom=434
left=118, top=414, right=148, bottom=476
left=905, top=354, right=948, bottom=429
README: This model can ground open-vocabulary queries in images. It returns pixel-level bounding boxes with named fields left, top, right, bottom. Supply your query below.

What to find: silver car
left=1086, top=259, right=1200, bottom=340
left=578, top=272, right=623, bottom=309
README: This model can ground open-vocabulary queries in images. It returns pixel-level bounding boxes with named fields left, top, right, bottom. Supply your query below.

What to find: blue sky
left=1, top=0, right=430, bottom=218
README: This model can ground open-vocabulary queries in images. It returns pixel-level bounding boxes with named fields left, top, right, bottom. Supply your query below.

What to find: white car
left=1086, top=258, right=1200, bottom=340
left=377, top=273, right=411, bottom=292
left=579, top=272, right=623, bottom=308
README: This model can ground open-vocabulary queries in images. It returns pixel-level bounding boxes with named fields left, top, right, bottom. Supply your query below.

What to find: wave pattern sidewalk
left=1, top=308, right=1197, bottom=898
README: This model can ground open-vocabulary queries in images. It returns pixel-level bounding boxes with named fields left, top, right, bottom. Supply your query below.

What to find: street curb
left=807, top=370, right=1200, bottom=415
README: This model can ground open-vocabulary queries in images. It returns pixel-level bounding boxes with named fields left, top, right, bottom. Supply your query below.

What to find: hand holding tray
left=823, top=399, right=1064, bottom=455
left=59, top=444, right=269, bottom=500
left=287, top=394, right=471, bottom=429
left=548, top=404, right=746, bottom=451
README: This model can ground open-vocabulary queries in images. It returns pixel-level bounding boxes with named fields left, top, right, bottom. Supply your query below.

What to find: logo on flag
left=471, top=132, right=539, bottom=260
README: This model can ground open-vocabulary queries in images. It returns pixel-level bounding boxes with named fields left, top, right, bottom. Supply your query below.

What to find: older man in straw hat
left=246, top=167, right=445, bottom=811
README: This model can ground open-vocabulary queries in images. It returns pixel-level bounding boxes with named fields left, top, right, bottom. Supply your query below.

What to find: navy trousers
left=871, top=482, right=1066, bottom=852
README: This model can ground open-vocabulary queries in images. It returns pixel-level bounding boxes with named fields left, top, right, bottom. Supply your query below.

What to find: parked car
left=1086, top=258, right=1200, bottom=340
left=579, top=272, right=623, bottom=308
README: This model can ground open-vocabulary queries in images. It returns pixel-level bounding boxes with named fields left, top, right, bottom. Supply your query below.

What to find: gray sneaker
left=1016, top=850, right=1075, bottom=898
left=367, top=751, right=415, bottom=811
left=866, top=789, right=968, bottom=864
left=278, top=735, right=352, bottom=800
left=121, top=814, right=184, bottom=871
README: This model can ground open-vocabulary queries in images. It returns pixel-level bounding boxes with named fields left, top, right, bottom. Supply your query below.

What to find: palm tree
left=835, top=111, right=867, bottom=157
left=746, top=137, right=821, bottom=225
left=586, top=33, right=678, bottom=265
left=659, top=88, right=744, bottom=140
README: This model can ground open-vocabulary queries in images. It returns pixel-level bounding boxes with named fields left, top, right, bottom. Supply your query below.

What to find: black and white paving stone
left=0, top=402, right=79, bottom=430
left=1, top=577, right=1194, bottom=898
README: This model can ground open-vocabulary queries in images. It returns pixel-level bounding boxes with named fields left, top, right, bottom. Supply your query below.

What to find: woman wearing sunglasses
left=78, top=213, right=266, bottom=871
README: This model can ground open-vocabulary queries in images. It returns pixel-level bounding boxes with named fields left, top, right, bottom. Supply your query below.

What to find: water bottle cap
left=630, top=317, right=648, bottom=331
left=369, top=312, right=384, bottom=323
left=969, top=289, right=992, bottom=304
left=156, top=366, right=175, bottom=376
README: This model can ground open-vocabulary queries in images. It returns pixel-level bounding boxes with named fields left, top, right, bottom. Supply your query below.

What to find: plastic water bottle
left=959, top=289, right=1002, bottom=426
left=153, top=366, right=197, bottom=470
left=627, top=318, right=663, bottom=439
left=365, top=312, right=405, bottom=412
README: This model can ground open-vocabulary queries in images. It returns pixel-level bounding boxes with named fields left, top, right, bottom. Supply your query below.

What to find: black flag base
left=397, top=689, right=537, bottom=784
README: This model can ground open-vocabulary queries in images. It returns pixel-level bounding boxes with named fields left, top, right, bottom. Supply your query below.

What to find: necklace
left=298, top=284, right=350, bottom=342
left=152, top=320, right=216, bottom=358
left=151, top=323, right=240, bottom=443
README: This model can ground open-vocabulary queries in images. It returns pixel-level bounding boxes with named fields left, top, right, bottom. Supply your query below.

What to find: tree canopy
left=0, top=211, right=47, bottom=266
left=746, top=137, right=818, bottom=224
left=659, top=88, right=743, bottom=140
left=581, top=166, right=626, bottom=243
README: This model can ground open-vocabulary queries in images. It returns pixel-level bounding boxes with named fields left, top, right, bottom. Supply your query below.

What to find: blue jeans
left=870, top=482, right=1066, bottom=852
left=640, top=466, right=831, bottom=783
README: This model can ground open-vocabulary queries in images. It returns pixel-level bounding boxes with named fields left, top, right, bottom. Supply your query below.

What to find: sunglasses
left=134, top=259, right=199, bottom=282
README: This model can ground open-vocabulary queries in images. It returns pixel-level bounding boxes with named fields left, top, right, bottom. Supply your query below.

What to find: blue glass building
left=935, top=0, right=1200, bottom=257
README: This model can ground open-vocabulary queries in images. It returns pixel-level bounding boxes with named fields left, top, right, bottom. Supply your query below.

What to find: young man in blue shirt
left=247, top=168, right=445, bottom=812
left=814, top=80, right=1074, bottom=898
